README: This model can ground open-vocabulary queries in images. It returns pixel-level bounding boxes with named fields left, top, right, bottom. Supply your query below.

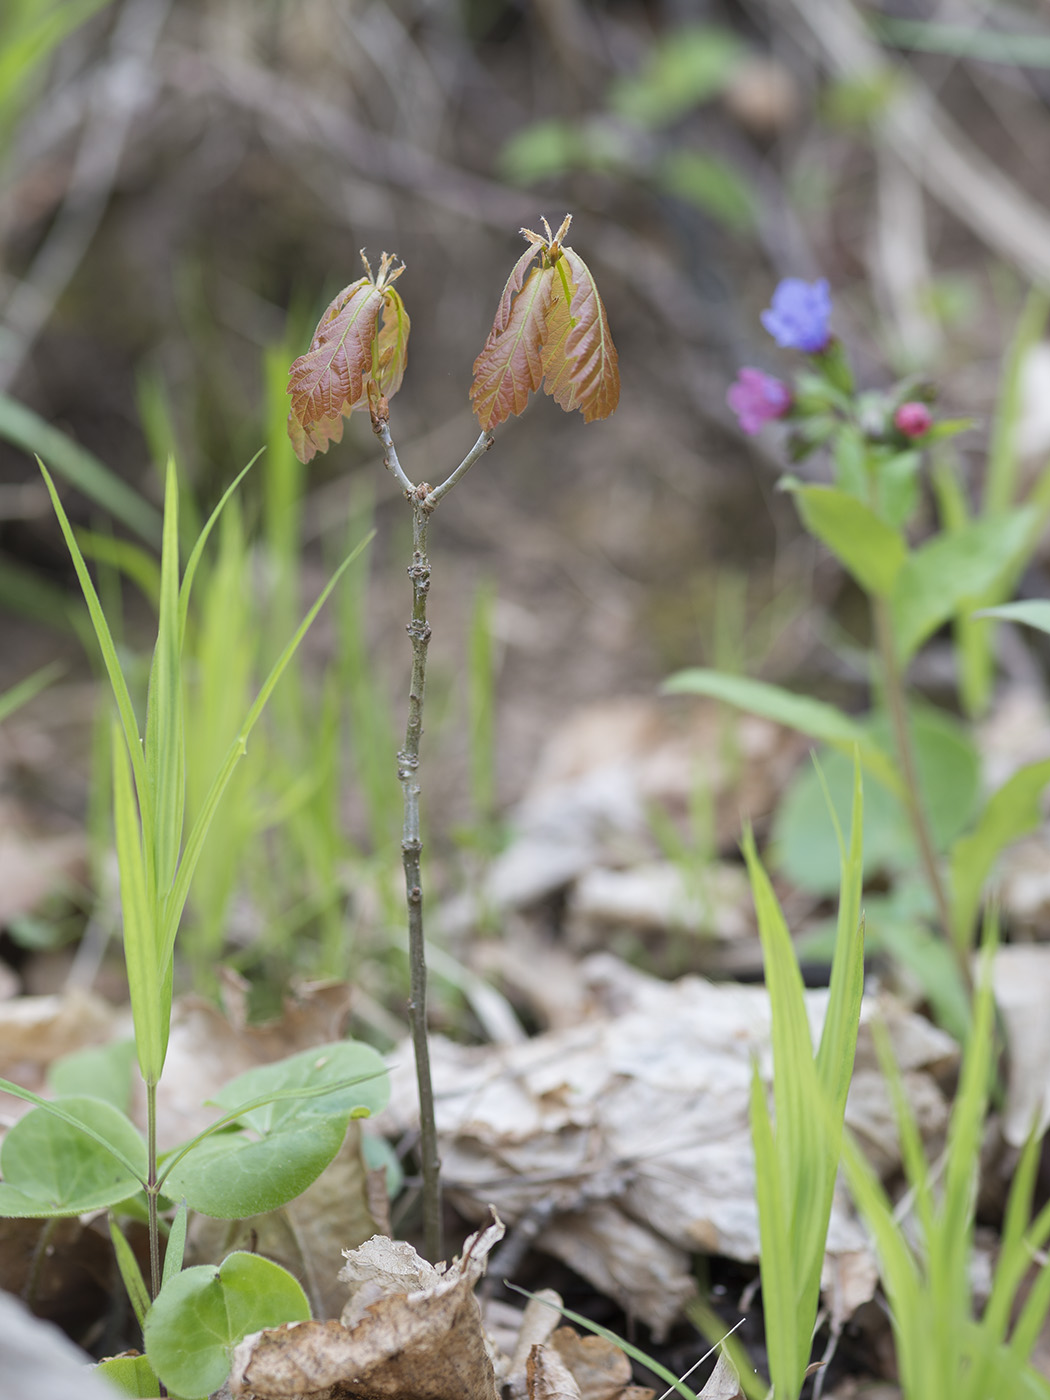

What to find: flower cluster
left=727, top=278, right=935, bottom=447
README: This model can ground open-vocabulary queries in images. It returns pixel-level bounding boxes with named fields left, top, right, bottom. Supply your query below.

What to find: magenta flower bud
left=760, top=278, right=832, bottom=353
left=894, top=401, right=933, bottom=438
left=727, top=367, right=792, bottom=435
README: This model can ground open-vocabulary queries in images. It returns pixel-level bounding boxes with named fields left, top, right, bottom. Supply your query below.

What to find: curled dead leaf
left=229, top=1218, right=504, bottom=1400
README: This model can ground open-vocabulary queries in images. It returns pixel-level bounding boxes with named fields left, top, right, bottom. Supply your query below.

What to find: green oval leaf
left=975, top=599, right=1050, bottom=635
left=785, top=482, right=907, bottom=597
left=144, top=1251, right=311, bottom=1398
left=0, top=1096, right=146, bottom=1217
left=661, top=668, right=904, bottom=798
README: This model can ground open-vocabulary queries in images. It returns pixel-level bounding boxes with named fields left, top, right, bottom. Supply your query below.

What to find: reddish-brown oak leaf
left=541, top=247, right=620, bottom=422
left=471, top=218, right=619, bottom=432
left=470, top=262, right=556, bottom=431
left=287, top=277, right=384, bottom=463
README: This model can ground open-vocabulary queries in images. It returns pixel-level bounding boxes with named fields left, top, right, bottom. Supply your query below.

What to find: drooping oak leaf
left=287, top=251, right=408, bottom=464
left=470, top=216, right=620, bottom=431
left=542, top=247, right=620, bottom=422
left=469, top=261, right=555, bottom=431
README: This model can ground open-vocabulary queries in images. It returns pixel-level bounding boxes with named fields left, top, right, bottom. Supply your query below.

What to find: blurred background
left=3, top=0, right=1050, bottom=998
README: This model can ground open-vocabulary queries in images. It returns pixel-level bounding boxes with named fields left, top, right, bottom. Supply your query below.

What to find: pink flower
left=728, top=368, right=792, bottom=435
left=894, top=401, right=932, bottom=438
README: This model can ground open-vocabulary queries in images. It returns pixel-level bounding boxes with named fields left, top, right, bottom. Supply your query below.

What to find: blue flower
left=760, top=278, right=832, bottom=353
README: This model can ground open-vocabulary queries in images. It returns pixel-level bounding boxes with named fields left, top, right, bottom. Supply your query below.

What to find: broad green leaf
left=661, top=668, right=904, bottom=797
left=209, top=1040, right=389, bottom=1132
left=49, top=1039, right=135, bottom=1112
left=785, top=482, right=907, bottom=597
left=609, top=24, right=744, bottom=127
left=109, top=1217, right=150, bottom=1329
left=501, top=119, right=580, bottom=183
left=773, top=707, right=979, bottom=895
left=471, top=262, right=554, bottom=430
left=976, top=599, right=1050, bottom=634
left=0, top=1096, right=146, bottom=1216
left=950, top=758, right=1050, bottom=950
left=95, top=1354, right=162, bottom=1398
left=657, top=150, right=756, bottom=231
left=891, top=509, right=1034, bottom=662
left=1, top=394, right=161, bottom=542
left=541, top=247, right=620, bottom=423
left=159, top=1041, right=388, bottom=1218
left=144, top=1252, right=310, bottom=1398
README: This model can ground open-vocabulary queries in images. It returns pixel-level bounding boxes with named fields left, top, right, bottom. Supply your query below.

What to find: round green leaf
left=160, top=1040, right=389, bottom=1219
left=160, top=1114, right=348, bottom=1219
left=144, top=1251, right=310, bottom=1398
left=95, top=1354, right=162, bottom=1397
left=0, top=1095, right=146, bottom=1217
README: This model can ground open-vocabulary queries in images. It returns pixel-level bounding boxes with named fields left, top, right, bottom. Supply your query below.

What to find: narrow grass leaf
left=3, top=397, right=161, bottom=542
left=749, top=1064, right=799, bottom=1397
left=0, top=660, right=64, bottom=724
left=159, top=535, right=373, bottom=969
left=113, top=729, right=166, bottom=1084
left=177, top=452, right=261, bottom=648
left=144, top=459, right=184, bottom=896
left=162, top=1198, right=188, bottom=1288
left=109, top=1217, right=150, bottom=1328
left=39, top=462, right=155, bottom=864
left=0, top=1077, right=146, bottom=1184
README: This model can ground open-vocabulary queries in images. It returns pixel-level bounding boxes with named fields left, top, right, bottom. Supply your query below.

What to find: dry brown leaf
left=380, top=954, right=956, bottom=1338
left=229, top=1218, right=504, bottom=1400
left=528, top=1343, right=584, bottom=1400
left=550, top=1325, right=650, bottom=1400
left=698, top=1353, right=745, bottom=1399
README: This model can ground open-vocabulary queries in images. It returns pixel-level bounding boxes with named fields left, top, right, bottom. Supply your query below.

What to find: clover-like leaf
left=287, top=252, right=407, bottom=464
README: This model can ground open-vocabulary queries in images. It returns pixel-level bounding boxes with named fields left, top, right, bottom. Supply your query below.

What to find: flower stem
left=872, top=597, right=973, bottom=991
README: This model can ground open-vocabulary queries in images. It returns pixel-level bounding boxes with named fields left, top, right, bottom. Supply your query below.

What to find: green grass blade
left=749, top=1062, right=800, bottom=1397
left=163, top=1199, right=188, bottom=1288
left=144, top=460, right=184, bottom=896
left=39, top=461, right=155, bottom=871
left=113, top=728, right=166, bottom=1085
left=0, top=1076, right=146, bottom=1185
left=177, top=452, right=261, bottom=648
left=159, top=533, right=374, bottom=969
left=5, top=398, right=161, bottom=542
left=109, top=1216, right=151, bottom=1328
left=815, top=755, right=865, bottom=1119
left=0, top=660, right=64, bottom=724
